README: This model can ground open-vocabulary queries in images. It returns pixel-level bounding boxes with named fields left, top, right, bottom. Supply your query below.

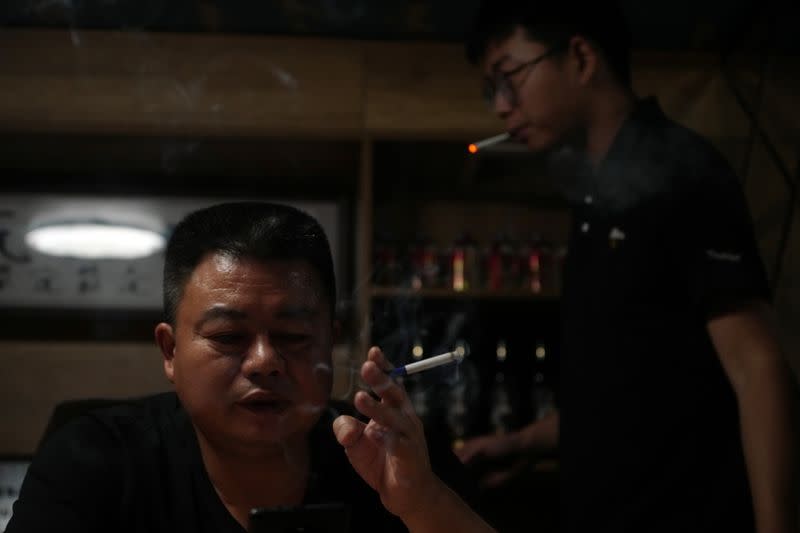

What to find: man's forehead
left=198, top=253, right=318, bottom=282
left=185, top=254, right=326, bottom=303
left=196, top=302, right=322, bottom=322
left=482, top=27, right=548, bottom=72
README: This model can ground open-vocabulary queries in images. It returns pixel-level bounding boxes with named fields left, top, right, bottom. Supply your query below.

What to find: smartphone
left=248, top=503, right=351, bottom=533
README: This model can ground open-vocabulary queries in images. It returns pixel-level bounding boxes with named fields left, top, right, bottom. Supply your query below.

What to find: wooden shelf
left=369, top=286, right=560, bottom=301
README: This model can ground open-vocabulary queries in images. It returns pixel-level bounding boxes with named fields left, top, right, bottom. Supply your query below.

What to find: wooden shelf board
left=369, top=286, right=560, bottom=301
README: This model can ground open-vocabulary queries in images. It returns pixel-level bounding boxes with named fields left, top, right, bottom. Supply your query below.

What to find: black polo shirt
left=558, top=98, right=770, bottom=533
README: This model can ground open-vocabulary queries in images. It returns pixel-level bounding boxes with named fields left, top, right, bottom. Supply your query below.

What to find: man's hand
left=456, top=411, right=560, bottom=488
left=455, top=432, right=528, bottom=488
left=332, top=346, right=443, bottom=519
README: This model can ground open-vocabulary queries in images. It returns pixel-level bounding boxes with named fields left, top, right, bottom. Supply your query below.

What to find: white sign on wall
left=0, top=195, right=342, bottom=311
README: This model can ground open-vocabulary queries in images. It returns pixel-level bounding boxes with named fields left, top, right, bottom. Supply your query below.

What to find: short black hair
left=466, top=1, right=633, bottom=87
left=163, top=202, right=336, bottom=324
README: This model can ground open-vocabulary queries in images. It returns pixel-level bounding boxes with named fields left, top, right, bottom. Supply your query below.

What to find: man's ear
left=569, top=35, right=599, bottom=86
left=155, top=322, right=177, bottom=383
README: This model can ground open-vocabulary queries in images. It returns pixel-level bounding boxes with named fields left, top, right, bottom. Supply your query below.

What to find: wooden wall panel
left=0, top=29, right=364, bottom=138
left=633, top=53, right=746, bottom=139
left=0, top=342, right=168, bottom=455
left=3, top=29, right=793, bottom=142
left=364, top=41, right=499, bottom=138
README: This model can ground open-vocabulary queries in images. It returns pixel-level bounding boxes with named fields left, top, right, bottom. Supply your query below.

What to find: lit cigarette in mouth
left=468, top=132, right=511, bottom=154
left=389, top=348, right=466, bottom=378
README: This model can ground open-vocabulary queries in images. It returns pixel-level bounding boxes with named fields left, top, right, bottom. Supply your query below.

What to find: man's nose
left=241, top=336, right=286, bottom=379
left=492, top=90, right=514, bottom=118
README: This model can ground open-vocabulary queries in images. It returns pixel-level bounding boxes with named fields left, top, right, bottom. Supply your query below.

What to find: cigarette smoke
left=547, top=143, right=673, bottom=213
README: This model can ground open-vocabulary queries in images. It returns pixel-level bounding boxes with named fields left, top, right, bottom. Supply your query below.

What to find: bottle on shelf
left=438, top=242, right=453, bottom=291
left=489, top=339, right=514, bottom=435
left=408, top=235, right=440, bottom=290
left=450, top=233, right=479, bottom=292
left=485, top=234, right=504, bottom=291
left=500, top=232, right=521, bottom=290
left=407, top=336, right=431, bottom=423
left=531, top=340, right=555, bottom=420
left=448, top=390, right=468, bottom=451
left=421, top=237, right=440, bottom=289
left=446, top=339, right=479, bottom=452
left=521, top=233, right=543, bottom=294
left=408, top=237, right=424, bottom=290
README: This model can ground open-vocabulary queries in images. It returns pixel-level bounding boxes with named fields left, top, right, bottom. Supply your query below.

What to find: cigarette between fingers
left=388, top=350, right=465, bottom=378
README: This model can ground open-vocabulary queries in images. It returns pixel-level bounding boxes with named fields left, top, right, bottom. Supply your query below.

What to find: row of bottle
left=400, top=338, right=556, bottom=445
left=487, top=339, right=556, bottom=435
left=373, top=233, right=566, bottom=293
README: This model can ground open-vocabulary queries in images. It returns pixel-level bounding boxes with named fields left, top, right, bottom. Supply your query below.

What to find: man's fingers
left=333, top=415, right=383, bottom=492
left=454, top=436, right=495, bottom=464
left=454, top=441, right=481, bottom=464
left=481, top=460, right=528, bottom=489
left=354, top=390, right=411, bottom=436
left=361, top=360, right=407, bottom=407
left=356, top=346, right=421, bottom=436
left=367, top=346, right=393, bottom=372
left=332, top=415, right=366, bottom=448
left=482, top=470, right=514, bottom=489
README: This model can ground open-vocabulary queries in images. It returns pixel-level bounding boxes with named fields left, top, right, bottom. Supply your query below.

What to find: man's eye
left=210, top=334, right=246, bottom=345
left=274, top=334, right=312, bottom=348
left=281, top=334, right=310, bottom=343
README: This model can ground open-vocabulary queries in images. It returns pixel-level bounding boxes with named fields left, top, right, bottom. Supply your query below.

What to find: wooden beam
left=0, top=29, right=796, bottom=142
left=364, top=41, right=499, bottom=139
left=0, top=29, right=364, bottom=137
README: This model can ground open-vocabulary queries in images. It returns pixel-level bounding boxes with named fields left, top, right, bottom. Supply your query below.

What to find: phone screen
left=248, top=503, right=351, bottom=533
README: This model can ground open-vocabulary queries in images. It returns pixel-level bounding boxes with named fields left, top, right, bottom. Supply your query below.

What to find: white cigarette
left=468, top=132, right=511, bottom=153
left=389, top=349, right=466, bottom=377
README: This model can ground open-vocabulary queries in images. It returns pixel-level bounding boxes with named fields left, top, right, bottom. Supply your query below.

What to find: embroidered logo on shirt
left=706, top=249, right=742, bottom=263
left=609, top=227, right=626, bottom=248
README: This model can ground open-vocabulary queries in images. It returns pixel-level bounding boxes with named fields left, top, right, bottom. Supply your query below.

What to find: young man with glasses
left=455, top=2, right=798, bottom=533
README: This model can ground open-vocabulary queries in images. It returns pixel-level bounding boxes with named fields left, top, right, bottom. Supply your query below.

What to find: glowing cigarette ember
left=467, top=132, right=511, bottom=153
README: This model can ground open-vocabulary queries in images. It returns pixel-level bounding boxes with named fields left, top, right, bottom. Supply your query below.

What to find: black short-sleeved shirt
left=7, top=392, right=473, bottom=533
left=559, top=98, right=770, bottom=533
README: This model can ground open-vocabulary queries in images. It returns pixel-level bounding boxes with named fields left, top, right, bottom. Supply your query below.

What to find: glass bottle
left=489, top=339, right=514, bottom=435
left=531, top=340, right=555, bottom=420
left=447, top=340, right=475, bottom=450
left=408, top=336, right=430, bottom=422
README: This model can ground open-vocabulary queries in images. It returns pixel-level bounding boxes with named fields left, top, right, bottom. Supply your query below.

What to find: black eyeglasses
left=482, top=45, right=566, bottom=108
